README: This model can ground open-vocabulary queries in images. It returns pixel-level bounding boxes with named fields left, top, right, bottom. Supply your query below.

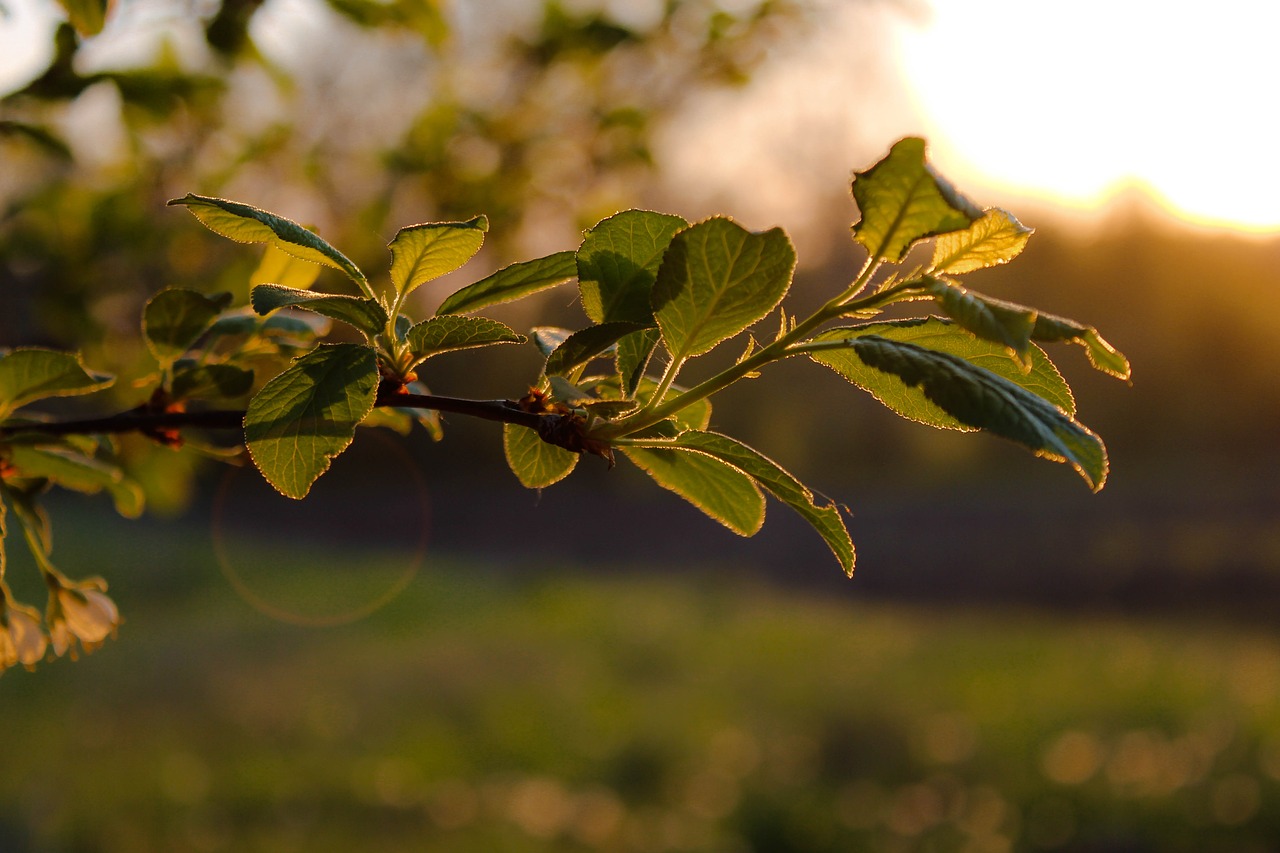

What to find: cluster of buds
left=0, top=572, right=120, bottom=674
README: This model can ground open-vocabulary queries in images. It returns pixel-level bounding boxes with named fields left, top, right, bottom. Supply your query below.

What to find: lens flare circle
left=211, top=431, right=429, bottom=627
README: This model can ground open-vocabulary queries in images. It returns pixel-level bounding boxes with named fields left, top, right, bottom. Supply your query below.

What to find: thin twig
left=0, top=409, right=245, bottom=437
left=0, top=393, right=546, bottom=439
left=376, top=393, right=545, bottom=430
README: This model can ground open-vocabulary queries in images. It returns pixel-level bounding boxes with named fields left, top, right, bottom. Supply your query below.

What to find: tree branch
left=0, top=409, right=245, bottom=437
left=0, top=393, right=547, bottom=439
left=376, top=392, right=545, bottom=430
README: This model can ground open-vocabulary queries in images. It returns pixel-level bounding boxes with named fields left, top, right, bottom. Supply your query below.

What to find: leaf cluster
left=161, top=138, right=1124, bottom=575
left=0, top=138, right=1128, bottom=674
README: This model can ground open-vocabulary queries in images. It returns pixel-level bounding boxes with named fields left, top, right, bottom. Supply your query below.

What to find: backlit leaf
left=652, top=430, right=855, bottom=575
left=143, top=289, right=233, bottom=367
left=388, top=217, right=488, bottom=298
left=578, top=209, right=687, bottom=324
left=927, top=278, right=1036, bottom=364
left=243, top=344, right=379, bottom=499
left=503, top=423, right=578, bottom=488
left=251, top=243, right=323, bottom=291
left=532, top=327, right=573, bottom=358
left=437, top=251, right=577, bottom=315
left=547, top=376, right=593, bottom=405
left=616, top=327, right=660, bottom=397
left=545, top=322, right=647, bottom=377
left=394, top=314, right=413, bottom=342
left=0, top=349, right=113, bottom=418
left=407, top=314, right=524, bottom=360
left=1033, top=312, right=1132, bottom=380
left=851, top=137, right=983, bottom=263
left=621, top=445, right=764, bottom=536
left=206, top=313, right=262, bottom=339
left=261, top=312, right=329, bottom=340
left=652, top=217, right=795, bottom=360
left=804, top=317, right=1075, bottom=419
left=251, top=284, right=388, bottom=339
left=931, top=208, right=1032, bottom=274
left=169, top=194, right=369, bottom=292
left=846, top=334, right=1106, bottom=489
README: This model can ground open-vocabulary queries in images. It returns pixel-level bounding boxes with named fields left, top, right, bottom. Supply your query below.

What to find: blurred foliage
left=4, top=518, right=1280, bottom=851
left=0, top=0, right=812, bottom=510
left=0, top=0, right=808, bottom=353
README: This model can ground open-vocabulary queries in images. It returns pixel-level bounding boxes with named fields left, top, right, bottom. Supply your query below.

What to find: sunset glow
left=3, top=0, right=1277, bottom=235
left=895, top=1, right=1280, bottom=233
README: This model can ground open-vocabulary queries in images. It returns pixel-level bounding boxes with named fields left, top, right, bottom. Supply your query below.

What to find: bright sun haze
left=3, top=1, right=1277, bottom=235
left=897, top=0, right=1280, bottom=233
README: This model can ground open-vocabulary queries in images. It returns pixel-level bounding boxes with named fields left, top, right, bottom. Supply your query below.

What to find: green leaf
left=168, top=194, right=370, bottom=294
left=503, top=423, right=578, bottom=488
left=251, top=284, right=388, bottom=339
left=206, top=313, right=262, bottom=339
left=578, top=209, right=688, bottom=324
left=437, top=251, right=577, bottom=315
left=55, top=0, right=109, bottom=35
left=143, top=289, right=233, bottom=367
left=931, top=208, right=1033, bottom=274
left=531, top=327, right=573, bottom=357
left=170, top=363, right=255, bottom=401
left=243, top=344, right=379, bottom=499
left=927, top=278, right=1036, bottom=364
left=4, top=444, right=144, bottom=518
left=0, top=349, right=114, bottom=419
left=545, top=322, right=647, bottom=378
left=251, top=243, right=323, bottom=291
left=649, top=430, right=855, bottom=575
left=1032, top=312, right=1132, bottom=380
left=804, top=317, right=1076, bottom=419
left=262, top=313, right=329, bottom=340
left=407, top=314, right=525, bottom=360
left=652, top=217, right=796, bottom=360
left=621, top=445, right=764, bottom=536
left=846, top=334, right=1106, bottom=489
left=547, top=375, right=594, bottom=405
left=655, top=432, right=855, bottom=571
left=616, top=327, right=660, bottom=397
left=851, top=137, right=983, bottom=263
left=388, top=217, right=488, bottom=299
left=394, top=314, right=413, bottom=342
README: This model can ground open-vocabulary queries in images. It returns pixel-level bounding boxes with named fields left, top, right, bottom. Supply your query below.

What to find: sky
left=662, top=0, right=1280, bottom=238
left=2, top=0, right=1277, bottom=234
left=895, top=0, right=1280, bottom=234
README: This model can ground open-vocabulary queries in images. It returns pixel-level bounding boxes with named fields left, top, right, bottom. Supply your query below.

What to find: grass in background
left=2, top=515, right=1280, bottom=852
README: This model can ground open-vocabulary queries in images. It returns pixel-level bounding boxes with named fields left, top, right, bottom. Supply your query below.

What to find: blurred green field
left=4, top=517, right=1280, bottom=853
